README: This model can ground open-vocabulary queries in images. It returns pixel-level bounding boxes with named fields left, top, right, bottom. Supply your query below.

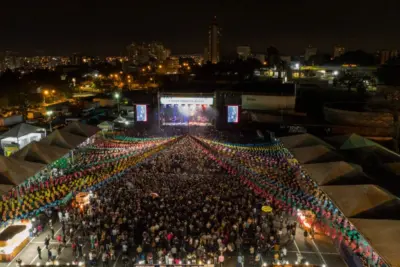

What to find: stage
left=159, top=96, right=217, bottom=127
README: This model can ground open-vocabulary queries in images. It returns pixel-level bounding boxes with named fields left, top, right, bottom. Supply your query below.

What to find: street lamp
left=114, top=93, right=120, bottom=114
left=43, top=90, right=49, bottom=104
left=46, top=110, right=53, bottom=132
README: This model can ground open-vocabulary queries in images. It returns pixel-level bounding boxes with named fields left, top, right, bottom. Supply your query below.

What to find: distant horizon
left=0, top=47, right=390, bottom=58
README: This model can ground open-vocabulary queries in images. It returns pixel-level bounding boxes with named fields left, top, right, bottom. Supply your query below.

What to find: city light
left=46, top=110, right=53, bottom=116
left=158, top=64, right=163, bottom=69
left=333, top=70, right=339, bottom=76
left=43, top=90, right=49, bottom=95
left=114, top=93, right=120, bottom=99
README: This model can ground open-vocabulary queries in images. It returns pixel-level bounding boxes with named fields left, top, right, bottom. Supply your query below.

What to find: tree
left=334, top=50, right=375, bottom=66
left=377, top=58, right=400, bottom=152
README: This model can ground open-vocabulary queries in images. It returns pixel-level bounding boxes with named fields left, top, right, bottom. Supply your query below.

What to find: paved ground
left=0, top=218, right=346, bottom=267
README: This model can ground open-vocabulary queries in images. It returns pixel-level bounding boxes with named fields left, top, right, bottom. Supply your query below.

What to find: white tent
left=97, top=121, right=114, bottom=132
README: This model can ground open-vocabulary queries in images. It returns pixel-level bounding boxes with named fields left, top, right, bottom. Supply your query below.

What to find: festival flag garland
left=0, top=136, right=179, bottom=225
left=193, top=136, right=387, bottom=267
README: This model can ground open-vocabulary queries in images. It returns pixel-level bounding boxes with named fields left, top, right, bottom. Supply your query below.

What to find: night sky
left=1, top=0, right=400, bottom=56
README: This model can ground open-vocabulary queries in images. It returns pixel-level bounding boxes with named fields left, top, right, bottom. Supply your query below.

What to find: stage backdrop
left=242, top=95, right=295, bottom=110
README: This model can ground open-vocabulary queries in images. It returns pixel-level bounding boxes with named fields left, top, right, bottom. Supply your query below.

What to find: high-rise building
left=127, top=42, right=170, bottom=64
left=71, top=53, right=83, bottom=65
left=203, top=48, right=209, bottom=64
left=3, top=51, right=21, bottom=69
left=333, top=45, right=345, bottom=58
left=237, top=46, right=251, bottom=60
left=207, top=17, right=221, bottom=64
left=149, top=42, right=170, bottom=62
left=380, top=49, right=399, bottom=64
left=305, top=45, right=318, bottom=61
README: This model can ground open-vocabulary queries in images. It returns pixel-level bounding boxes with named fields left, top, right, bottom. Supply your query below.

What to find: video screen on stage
left=136, top=105, right=147, bottom=122
left=160, top=97, right=215, bottom=126
left=227, top=105, right=239, bottom=123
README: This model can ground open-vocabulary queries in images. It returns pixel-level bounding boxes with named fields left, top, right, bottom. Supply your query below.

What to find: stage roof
left=39, top=130, right=87, bottom=150
left=280, top=133, right=334, bottom=149
left=0, top=123, right=44, bottom=139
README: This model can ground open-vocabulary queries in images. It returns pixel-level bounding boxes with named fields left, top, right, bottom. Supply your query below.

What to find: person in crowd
left=60, top=136, right=298, bottom=265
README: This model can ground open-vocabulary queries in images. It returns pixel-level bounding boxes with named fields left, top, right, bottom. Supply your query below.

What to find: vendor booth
left=97, top=121, right=114, bottom=132
left=0, top=220, right=31, bottom=261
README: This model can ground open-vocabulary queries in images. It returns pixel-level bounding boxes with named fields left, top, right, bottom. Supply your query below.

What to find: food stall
left=0, top=220, right=32, bottom=261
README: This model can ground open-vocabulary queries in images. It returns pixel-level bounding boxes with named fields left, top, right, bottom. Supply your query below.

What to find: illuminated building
left=254, top=54, right=266, bottom=64
left=207, top=16, right=220, bottom=64
left=380, top=49, right=399, bottom=64
left=165, top=56, right=180, bottom=74
left=333, top=45, right=345, bottom=58
left=127, top=42, right=170, bottom=64
left=0, top=51, right=21, bottom=70
left=237, top=46, right=251, bottom=60
left=71, top=53, right=83, bottom=65
left=175, top=54, right=203, bottom=65
left=305, top=45, right=318, bottom=62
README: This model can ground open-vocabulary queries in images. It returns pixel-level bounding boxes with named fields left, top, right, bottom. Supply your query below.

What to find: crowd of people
left=48, top=136, right=301, bottom=266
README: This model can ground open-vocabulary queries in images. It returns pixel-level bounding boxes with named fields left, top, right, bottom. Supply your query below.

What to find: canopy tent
left=280, top=133, right=334, bottom=149
left=352, top=198, right=400, bottom=220
left=303, top=161, right=371, bottom=186
left=326, top=133, right=380, bottom=150
left=0, top=123, right=45, bottom=139
left=113, top=115, right=127, bottom=123
left=0, top=156, right=44, bottom=186
left=382, top=162, right=400, bottom=176
left=0, top=123, right=45, bottom=149
left=12, top=141, right=69, bottom=165
left=39, top=130, right=87, bottom=150
left=350, top=219, right=400, bottom=267
left=0, top=184, right=14, bottom=195
left=343, top=145, right=400, bottom=169
left=61, top=121, right=100, bottom=138
left=97, top=121, right=114, bottom=131
left=290, top=145, right=342, bottom=164
left=320, top=184, right=396, bottom=218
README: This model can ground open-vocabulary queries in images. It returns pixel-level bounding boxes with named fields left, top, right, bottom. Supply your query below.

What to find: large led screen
left=227, top=105, right=239, bottom=123
left=136, top=105, right=147, bottom=122
left=159, top=97, right=216, bottom=126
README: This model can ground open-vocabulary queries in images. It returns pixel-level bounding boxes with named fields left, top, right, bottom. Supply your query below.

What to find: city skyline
left=1, top=0, right=400, bottom=56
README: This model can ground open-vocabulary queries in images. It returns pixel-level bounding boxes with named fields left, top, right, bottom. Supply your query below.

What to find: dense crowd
left=40, top=136, right=301, bottom=266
